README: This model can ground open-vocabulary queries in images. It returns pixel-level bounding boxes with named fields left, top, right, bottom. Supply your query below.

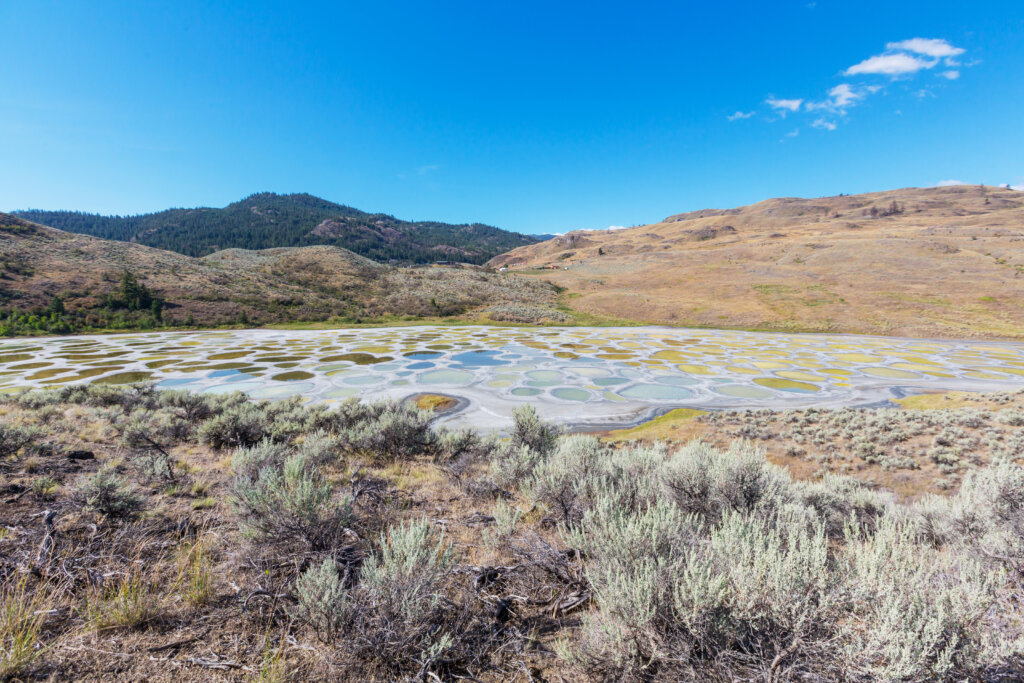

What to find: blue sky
left=1, top=1, right=1022, bottom=235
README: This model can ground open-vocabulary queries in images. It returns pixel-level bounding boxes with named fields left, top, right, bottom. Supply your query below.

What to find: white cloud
left=806, top=83, right=866, bottom=112
left=828, top=83, right=860, bottom=108
left=886, top=38, right=964, bottom=59
left=606, top=225, right=629, bottom=231
left=935, top=179, right=967, bottom=187
left=766, top=97, right=803, bottom=115
left=743, top=37, right=967, bottom=133
left=846, top=53, right=935, bottom=76
left=785, top=128, right=800, bottom=138
left=1011, top=185, right=1024, bottom=192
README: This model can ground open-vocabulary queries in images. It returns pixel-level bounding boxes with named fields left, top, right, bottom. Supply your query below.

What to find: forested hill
left=14, top=193, right=540, bottom=264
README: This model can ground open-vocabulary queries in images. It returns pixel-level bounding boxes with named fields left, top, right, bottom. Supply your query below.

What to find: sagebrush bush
left=501, top=425, right=1024, bottom=681
left=199, top=402, right=267, bottom=449
left=353, top=519, right=460, bottom=673
left=336, top=401, right=435, bottom=463
left=72, top=463, right=141, bottom=518
left=509, top=404, right=560, bottom=454
left=293, top=559, right=352, bottom=643
left=0, top=424, right=38, bottom=459
left=232, top=452, right=354, bottom=550
left=843, top=515, right=1002, bottom=680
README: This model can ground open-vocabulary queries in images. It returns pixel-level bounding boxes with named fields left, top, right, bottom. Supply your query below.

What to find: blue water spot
left=406, top=351, right=442, bottom=359
left=208, top=369, right=243, bottom=378
left=157, top=378, right=199, bottom=388
left=655, top=375, right=701, bottom=387
left=618, top=384, right=694, bottom=400
left=222, top=373, right=257, bottom=383
left=594, top=376, right=628, bottom=386
left=451, top=350, right=509, bottom=367
left=407, top=362, right=435, bottom=370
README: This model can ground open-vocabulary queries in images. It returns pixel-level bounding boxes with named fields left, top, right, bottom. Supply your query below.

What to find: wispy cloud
left=766, top=97, right=803, bottom=115
left=727, top=110, right=754, bottom=121
left=935, top=179, right=967, bottom=187
left=785, top=129, right=800, bottom=138
left=735, top=37, right=970, bottom=135
left=886, top=38, right=965, bottom=59
left=845, top=38, right=965, bottom=77
left=846, top=53, right=935, bottom=76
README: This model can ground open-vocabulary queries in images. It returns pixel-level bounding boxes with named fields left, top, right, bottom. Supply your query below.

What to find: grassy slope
left=491, top=185, right=1024, bottom=339
left=0, top=212, right=561, bottom=330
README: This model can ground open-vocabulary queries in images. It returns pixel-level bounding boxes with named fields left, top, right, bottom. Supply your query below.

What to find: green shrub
left=232, top=453, right=353, bottom=550
left=0, top=424, right=38, bottom=459
left=509, top=404, right=559, bottom=454
left=72, top=463, right=141, bottom=518
left=337, top=402, right=435, bottom=463
left=293, top=559, right=352, bottom=643
left=199, top=402, right=267, bottom=449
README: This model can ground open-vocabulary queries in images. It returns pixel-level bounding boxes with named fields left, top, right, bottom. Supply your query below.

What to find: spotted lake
left=2, top=326, right=1024, bottom=429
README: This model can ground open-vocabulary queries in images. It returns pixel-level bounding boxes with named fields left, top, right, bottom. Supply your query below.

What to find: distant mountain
left=14, top=193, right=540, bottom=264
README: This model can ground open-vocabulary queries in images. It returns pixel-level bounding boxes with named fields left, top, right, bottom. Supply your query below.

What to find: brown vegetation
left=0, top=213, right=561, bottom=329
left=491, top=185, right=1024, bottom=339
left=2, top=385, right=1024, bottom=680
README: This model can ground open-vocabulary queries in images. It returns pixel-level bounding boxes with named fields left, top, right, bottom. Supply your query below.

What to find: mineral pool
left=3, top=326, right=1024, bottom=430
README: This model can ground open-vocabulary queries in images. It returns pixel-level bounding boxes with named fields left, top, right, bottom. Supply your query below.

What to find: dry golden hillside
left=491, top=185, right=1024, bottom=339
left=0, top=213, right=560, bottom=329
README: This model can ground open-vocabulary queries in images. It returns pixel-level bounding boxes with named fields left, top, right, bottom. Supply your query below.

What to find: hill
left=14, top=192, right=541, bottom=264
left=0, top=212, right=560, bottom=335
left=490, top=185, right=1024, bottom=339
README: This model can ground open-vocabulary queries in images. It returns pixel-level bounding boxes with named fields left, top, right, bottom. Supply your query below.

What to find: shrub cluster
left=495, top=433, right=1024, bottom=680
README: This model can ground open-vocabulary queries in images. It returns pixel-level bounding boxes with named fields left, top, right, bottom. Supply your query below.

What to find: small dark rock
left=66, top=449, right=95, bottom=461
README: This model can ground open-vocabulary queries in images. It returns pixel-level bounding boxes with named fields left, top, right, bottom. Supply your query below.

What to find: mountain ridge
left=13, top=192, right=540, bottom=265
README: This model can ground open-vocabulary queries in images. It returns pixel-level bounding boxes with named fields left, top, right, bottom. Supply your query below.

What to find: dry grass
left=493, top=185, right=1024, bottom=339
left=0, top=212, right=561, bottom=329
left=3, top=385, right=1023, bottom=679
left=604, top=389, right=1024, bottom=499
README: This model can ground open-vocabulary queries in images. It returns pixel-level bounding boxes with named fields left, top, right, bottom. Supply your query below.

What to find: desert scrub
left=0, top=576, right=52, bottom=678
left=697, top=398, right=1024, bottom=492
left=0, top=423, right=38, bottom=459
left=509, top=404, right=560, bottom=454
left=486, top=303, right=570, bottom=324
left=82, top=564, right=160, bottom=631
left=336, top=400, right=436, bottom=463
left=291, top=518, right=484, bottom=678
left=175, top=533, right=217, bottom=606
left=499, top=424, right=1021, bottom=680
left=232, top=451, right=354, bottom=551
left=72, top=463, right=141, bottom=518
left=199, top=402, right=267, bottom=449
